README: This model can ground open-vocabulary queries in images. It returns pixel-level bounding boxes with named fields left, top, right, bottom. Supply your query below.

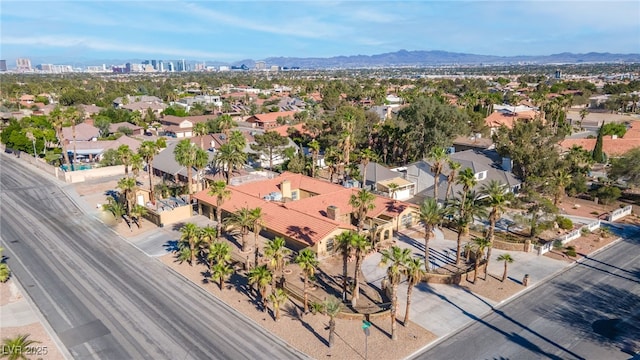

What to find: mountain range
left=26, top=50, right=640, bottom=69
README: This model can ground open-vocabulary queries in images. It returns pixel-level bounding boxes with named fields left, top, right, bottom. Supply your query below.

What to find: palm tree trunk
left=328, top=318, right=335, bottom=347
left=242, top=231, right=249, bottom=252
left=275, top=305, right=280, bottom=321
left=148, top=160, right=155, bottom=203
left=424, top=230, right=431, bottom=272
left=486, top=219, right=496, bottom=274
left=216, top=204, right=223, bottom=240
left=445, top=180, right=453, bottom=202
left=352, top=255, right=361, bottom=306
left=342, top=251, right=348, bottom=302
left=473, top=255, right=480, bottom=282
left=72, top=124, right=77, bottom=171
left=502, top=262, right=507, bottom=282
left=261, top=287, right=267, bottom=312
left=391, top=284, right=398, bottom=341
left=186, top=166, right=193, bottom=202
left=254, top=230, right=260, bottom=267
left=403, top=283, right=414, bottom=326
left=190, top=242, right=195, bottom=265
left=58, top=130, right=71, bottom=169
left=219, top=278, right=224, bottom=290
left=433, top=170, right=440, bottom=200
left=303, top=275, right=309, bottom=314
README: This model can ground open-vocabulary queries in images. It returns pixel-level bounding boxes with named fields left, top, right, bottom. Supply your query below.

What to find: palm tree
left=322, top=296, right=343, bottom=347
left=472, top=237, right=491, bottom=282
left=295, top=249, right=318, bottom=314
left=358, top=148, right=377, bottom=189
left=207, top=180, right=231, bottom=239
left=217, top=114, right=236, bottom=137
left=1, top=334, right=40, bottom=360
left=445, top=161, right=461, bottom=202
left=130, top=204, right=147, bottom=229
left=193, top=122, right=209, bottom=150
left=116, top=176, right=137, bottom=215
left=264, top=237, right=291, bottom=286
left=138, top=140, right=159, bottom=202
left=335, top=231, right=354, bottom=302
left=480, top=180, right=509, bottom=270
left=551, top=170, right=572, bottom=206
left=50, top=106, right=71, bottom=168
left=102, top=196, right=125, bottom=223
left=117, top=145, right=133, bottom=176
left=174, top=139, right=208, bottom=202
left=349, top=189, right=376, bottom=233
left=130, top=153, right=143, bottom=179
left=403, top=257, right=425, bottom=327
left=456, top=168, right=477, bottom=215
left=497, top=253, right=514, bottom=282
left=207, top=241, right=231, bottom=270
left=199, top=226, right=217, bottom=247
left=419, top=198, right=445, bottom=272
left=179, top=223, right=202, bottom=266
left=350, top=233, right=371, bottom=307
left=387, top=182, right=400, bottom=201
left=379, top=246, right=411, bottom=341
left=268, top=288, right=289, bottom=321
left=308, top=139, right=320, bottom=178
left=211, top=261, right=233, bottom=290
left=247, top=265, right=273, bottom=312
left=225, top=207, right=253, bottom=252
left=429, top=147, right=448, bottom=201
left=249, top=207, right=264, bottom=267
left=214, top=143, right=246, bottom=184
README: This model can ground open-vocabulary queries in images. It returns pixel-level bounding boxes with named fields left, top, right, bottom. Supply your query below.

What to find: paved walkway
left=362, top=227, right=569, bottom=337
left=0, top=299, right=39, bottom=327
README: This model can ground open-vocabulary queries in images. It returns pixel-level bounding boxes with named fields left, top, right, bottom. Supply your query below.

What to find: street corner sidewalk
left=0, top=299, right=39, bottom=327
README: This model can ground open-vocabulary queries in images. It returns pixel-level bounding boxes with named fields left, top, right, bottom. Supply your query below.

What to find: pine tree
left=592, top=127, right=605, bottom=163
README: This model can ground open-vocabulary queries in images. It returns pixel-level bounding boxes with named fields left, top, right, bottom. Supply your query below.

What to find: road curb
left=5, top=277, right=74, bottom=360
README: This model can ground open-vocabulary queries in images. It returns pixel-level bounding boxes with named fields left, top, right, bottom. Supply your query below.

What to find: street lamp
left=26, top=131, right=36, bottom=157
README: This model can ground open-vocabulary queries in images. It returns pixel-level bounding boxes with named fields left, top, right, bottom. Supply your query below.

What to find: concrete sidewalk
left=362, top=227, right=569, bottom=337
left=0, top=299, right=39, bottom=327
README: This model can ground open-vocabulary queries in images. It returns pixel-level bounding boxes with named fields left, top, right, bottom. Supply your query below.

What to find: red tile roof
left=246, top=111, right=298, bottom=125
left=484, top=110, right=538, bottom=129
left=270, top=123, right=307, bottom=137
left=559, top=120, right=640, bottom=156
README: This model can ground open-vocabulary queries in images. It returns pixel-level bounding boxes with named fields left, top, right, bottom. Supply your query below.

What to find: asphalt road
left=0, top=153, right=305, bottom=360
left=412, top=224, right=640, bottom=360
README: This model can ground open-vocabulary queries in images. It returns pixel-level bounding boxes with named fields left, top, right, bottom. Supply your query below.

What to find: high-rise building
left=159, top=61, right=164, bottom=72
left=0, top=60, right=7, bottom=72
left=151, top=60, right=157, bottom=70
left=255, top=61, right=266, bottom=70
left=16, top=58, right=32, bottom=71
left=168, top=62, right=174, bottom=72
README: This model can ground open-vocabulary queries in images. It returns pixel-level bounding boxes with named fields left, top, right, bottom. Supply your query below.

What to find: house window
left=326, top=238, right=335, bottom=253
left=401, top=214, right=413, bottom=227
left=292, top=191, right=298, bottom=200
left=475, top=171, right=487, bottom=181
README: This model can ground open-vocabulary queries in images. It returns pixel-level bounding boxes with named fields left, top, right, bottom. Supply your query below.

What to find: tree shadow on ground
left=283, top=303, right=329, bottom=347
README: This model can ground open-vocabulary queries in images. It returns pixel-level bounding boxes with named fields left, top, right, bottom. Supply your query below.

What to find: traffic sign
left=362, top=320, right=371, bottom=330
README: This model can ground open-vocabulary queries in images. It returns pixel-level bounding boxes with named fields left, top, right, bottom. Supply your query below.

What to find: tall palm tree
left=472, top=237, right=491, bottom=282
left=335, top=231, right=354, bottom=302
left=193, top=122, right=209, bottom=150
left=1, top=334, right=40, bottom=360
left=264, top=237, right=291, bottom=286
left=247, top=265, right=273, bottom=312
left=358, top=148, right=378, bottom=189
left=117, top=145, right=133, bottom=176
left=50, top=106, right=71, bottom=168
left=429, top=147, right=448, bottom=201
left=445, top=161, right=461, bottom=202
left=349, top=189, right=376, bottom=233
left=551, top=169, right=572, bottom=206
left=217, top=114, right=236, bottom=137
left=456, top=168, right=477, bottom=215
left=308, top=139, right=320, bottom=178
left=225, top=207, right=253, bottom=252
left=295, top=249, right=318, bottom=314
left=497, top=253, right=514, bottom=282
left=130, top=204, right=147, bottom=229
left=116, top=176, right=137, bottom=215
left=269, top=288, right=289, bottom=321
left=480, top=180, right=509, bottom=270
left=379, top=246, right=411, bottom=341
left=419, top=198, right=445, bottom=272
left=211, top=261, right=233, bottom=290
left=179, top=223, right=202, bottom=266
left=387, top=182, right=400, bottom=201
left=174, top=139, right=208, bottom=202
left=66, top=106, right=82, bottom=171
left=138, top=140, right=160, bottom=202
left=214, top=143, right=246, bottom=184
left=130, top=153, right=143, bottom=179
left=249, top=207, right=264, bottom=267
left=322, top=296, right=342, bottom=347
left=207, top=180, right=231, bottom=239
left=350, top=233, right=370, bottom=307
left=403, top=257, right=425, bottom=327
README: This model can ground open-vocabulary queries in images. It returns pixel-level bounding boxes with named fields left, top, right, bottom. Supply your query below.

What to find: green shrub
left=556, top=216, right=574, bottom=230
left=590, top=211, right=600, bottom=215
left=581, top=227, right=591, bottom=236
left=565, top=245, right=577, bottom=257
left=553, top=240, right=563, bottom=250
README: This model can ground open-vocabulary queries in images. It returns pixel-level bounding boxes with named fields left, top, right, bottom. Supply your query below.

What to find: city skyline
left=1, top=1, right=640, bottom=62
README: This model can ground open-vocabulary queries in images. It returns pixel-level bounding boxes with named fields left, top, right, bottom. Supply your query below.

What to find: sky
left=1, top=0, right=639, bottom=63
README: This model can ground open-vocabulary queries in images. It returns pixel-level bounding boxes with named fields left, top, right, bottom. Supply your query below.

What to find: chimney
left=612, top=134, right=618, bottom=139
left=281, top=180, right=291, bottom=199
left=84, top=118, right=94, bottom=126
left=326, top=205, right=340, bottom=221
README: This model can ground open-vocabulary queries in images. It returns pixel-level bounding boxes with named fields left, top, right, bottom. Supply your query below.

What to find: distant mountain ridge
left=252, top=50, right=640, bottom=68
left=24, top=50, right=640, bottom=69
